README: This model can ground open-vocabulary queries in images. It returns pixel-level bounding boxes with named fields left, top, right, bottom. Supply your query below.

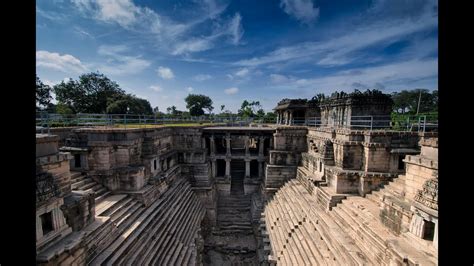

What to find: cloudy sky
left=36, top=0, right=438, bottom=112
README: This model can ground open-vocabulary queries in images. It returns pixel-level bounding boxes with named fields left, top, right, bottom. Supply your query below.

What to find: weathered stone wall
left=404, top=154, right=438, bottom=201
left=62, top=191, right=95, bottom=232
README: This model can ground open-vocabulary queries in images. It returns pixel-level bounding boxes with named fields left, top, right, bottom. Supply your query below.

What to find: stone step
left=125, top=187, right=193, bottom=264
left=91, top=179, right=187, bottom=265
left=95, top=191, right=111, bottom=204
left=71, top=178, right=94, bottom=190
left=77, top=179, right=98, bottom=191
left=95, top=194, right=128, bottom=216
left=101, top=197, right=133, bottom=218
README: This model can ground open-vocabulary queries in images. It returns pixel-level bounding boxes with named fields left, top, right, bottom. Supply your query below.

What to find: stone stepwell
left=82, top=176, right=206, bottom=265
left=262, top=177, right=438, bottom=265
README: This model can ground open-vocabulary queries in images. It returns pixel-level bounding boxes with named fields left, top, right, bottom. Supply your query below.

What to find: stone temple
left=36, top=91, right=438, bottom=265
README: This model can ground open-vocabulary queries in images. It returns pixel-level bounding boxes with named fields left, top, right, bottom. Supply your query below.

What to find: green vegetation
left=47, top=72, right=153, bottom=115
left=185, top=94, right=214, bottom=116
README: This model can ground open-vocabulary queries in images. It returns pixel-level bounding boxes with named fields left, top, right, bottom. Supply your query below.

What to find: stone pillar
left=211, top=160, right=216, bottom=178
left=245, top=160, right=250, bottom=178
left=226, top=134, right=231, bottom=155
left=433, top=221, right=438, bottom=249
left=289, top=110, right=293, bottom=125
left=245, top=135, right=250, bottom=156
left=258, top=161, right=263, bottom=178
left=210, top=135, right=215, bottom=155
left=225, top=159, right=230, bottom=178
left=36, top=216, right=43, bottom=240
left=259, top=137, right=265, bottom=156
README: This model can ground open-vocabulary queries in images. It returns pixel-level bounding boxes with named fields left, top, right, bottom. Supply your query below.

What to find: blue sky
left=36, top=0, right=438, bottom=113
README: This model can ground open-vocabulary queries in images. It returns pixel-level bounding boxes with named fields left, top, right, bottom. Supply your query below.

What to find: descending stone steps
left=70, top=171, right=110, bottom=203
left=85, top=177, right=205, bottom=266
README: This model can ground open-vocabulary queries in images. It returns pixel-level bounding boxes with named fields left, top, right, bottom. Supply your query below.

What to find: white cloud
left=224, top=87, right=239, bottom=95
left=36, top=50, right=88, bottom=73
left=186, top=87, right=194, bottom=92
left=150, top=85, right=163, bottom=92
left=172, top=38, right=214, bottom=55
left=193, top=74, right=212, bottom=81
left=237, top=3, right=436, bottom=68
left=270, top=73, right=291, bottom=84
left=271, top=59, right=438, bottom=94
left=72, top=0, right=139, bottom=27
left=73, top=0, right=243, bottom=56
left=235, top=68, right=249, bottom=77
left=157, top=66, right=175, bottom=79
left=96, top=45, right=151, bottom=75
left=280, top=0, right=319, bottom=24
left=229, top=13, right=243, bottom=45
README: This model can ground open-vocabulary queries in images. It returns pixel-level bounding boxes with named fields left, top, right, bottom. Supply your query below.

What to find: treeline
left=36, top=72, right=276, bottom=120
left=36, top=72, right=153, bottom=115
left=37, top=73, right=437, bottom=118
left=390, top=89, right=438, bottom=114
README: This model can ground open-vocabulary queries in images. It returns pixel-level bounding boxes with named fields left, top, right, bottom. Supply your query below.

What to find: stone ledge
left=404, top=155, right=438, bottom=170
left=36, top=152, right=73, bottom=166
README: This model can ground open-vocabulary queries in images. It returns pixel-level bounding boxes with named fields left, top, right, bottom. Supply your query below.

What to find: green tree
left=106, top=94, right=153, bottom=115
left=185, top=94, right=214, bottom=116
left=54, top=72, right=125, bottom=113
left=36, top=76, right=52, bottom=110
left=167, top=106, right=178, bottom=115
left=220, top=105, right=225, bottom=112
left=391, top=89, right=436, bottom=114
left=238, top=100, right=262, bottom=117
left=56, top=102, right=74, bottom=115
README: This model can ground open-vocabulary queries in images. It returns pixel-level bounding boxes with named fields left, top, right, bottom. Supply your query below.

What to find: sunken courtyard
left=36, top=92, right=438, bottom=265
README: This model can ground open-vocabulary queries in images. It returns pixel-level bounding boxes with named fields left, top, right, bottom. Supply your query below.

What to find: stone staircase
left=215, top=194, right=253, bottom=236
left=83, top=177, right=205, bottom=265
left=264, top=179, right=369, bottom=265
left=70, top=171, right=110, bottom=203
left=262, top=178, right=438, bottom=265
left=230, top=160, right=245, bottom=195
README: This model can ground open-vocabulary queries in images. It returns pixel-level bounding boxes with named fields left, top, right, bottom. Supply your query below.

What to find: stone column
left=210, top=135, right=215, bottom=155
left=258, top=161, right=263, bottom=178
left=211, top=160, right=216, bottom=178
left=245, top=135, right=250, bottom=156
left=259, top=137, right=265, bottom=156
left=245, top=160, right=250, bottom=178
left=36, top=216, right=43, bottom=240
left=289, top=110, right=293, bottom=125
left=277, top=112, right=281, bottom=124
left=226, top=134, right=231, bottom=155
left=433, top=221, right=438, bottom=250
left=225, top=159, right=230, bottom=178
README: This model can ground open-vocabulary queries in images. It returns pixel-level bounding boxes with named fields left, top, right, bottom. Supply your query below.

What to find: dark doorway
left=422, top=220, right=435, bottom=241
left=40, top=212, right=54, bottom=235
left=264, top=137, right=271, bottom=155
left=398, top=155, right=405, bottom=170
left=216, top=159, right=226, bottom=177
left=250, top=160, right=259, bottom=177
left=215, top=136, right=226, bottom=154
left=205, top=138, right=210, bottom=155
left=230, top=160, right=245, bottom=195
left=74, top=154, right=81, bottom=168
